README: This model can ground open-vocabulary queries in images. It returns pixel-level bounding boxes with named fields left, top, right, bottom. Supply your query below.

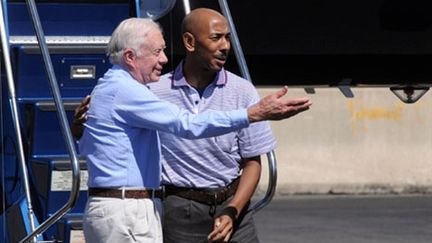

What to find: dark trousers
left=163, top=195, right=260, bottom=243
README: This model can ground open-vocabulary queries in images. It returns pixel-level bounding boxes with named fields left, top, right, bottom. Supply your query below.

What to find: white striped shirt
left=148, top=62, right=276, bottom=188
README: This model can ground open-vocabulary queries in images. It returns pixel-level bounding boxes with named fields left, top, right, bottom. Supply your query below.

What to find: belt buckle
left=206, top=190, right=218, bottom=205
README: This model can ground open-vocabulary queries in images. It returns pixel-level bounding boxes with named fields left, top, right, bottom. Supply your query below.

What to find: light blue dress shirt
left=79, top=65, right=249, bottom=189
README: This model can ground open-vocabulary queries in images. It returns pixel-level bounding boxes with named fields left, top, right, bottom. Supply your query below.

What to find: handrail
left=182, top=0, right=190, bottom=14
left=1, top=0, right=8, bottom=38
left=218, top=0, right=251, bottom=81
left=19, top=0, right=81, bottom=242
left=253, top=151, right=278, bottom=211
left=218, top=0, right=277, bottom=212
left=0, top=2, right=37, bottom=241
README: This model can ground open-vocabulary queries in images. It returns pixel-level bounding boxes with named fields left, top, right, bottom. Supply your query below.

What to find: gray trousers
left=163, top=195, right=259, bottom=243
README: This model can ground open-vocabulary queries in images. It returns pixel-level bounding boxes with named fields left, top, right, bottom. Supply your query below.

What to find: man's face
left=194, top=17, right=230, bottom=72
left=134, top=29, right=168, bottom=83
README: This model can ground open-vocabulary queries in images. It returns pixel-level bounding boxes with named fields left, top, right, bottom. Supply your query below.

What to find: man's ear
left=123, top=48, right=136, bottom=68
left=183, top=32, right=195, bottom=52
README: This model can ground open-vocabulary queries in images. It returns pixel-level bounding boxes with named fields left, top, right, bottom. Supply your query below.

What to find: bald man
left=149, top=8, right=273, bottom=242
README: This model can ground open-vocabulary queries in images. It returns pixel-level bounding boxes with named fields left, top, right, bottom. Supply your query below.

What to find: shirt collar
left=171, top=60, right=228, bottom=88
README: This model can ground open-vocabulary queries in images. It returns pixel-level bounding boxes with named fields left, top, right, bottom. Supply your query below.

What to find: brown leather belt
left=88, top=188, right=163, bottom=199
left=164, top=177, right=240, bottom=205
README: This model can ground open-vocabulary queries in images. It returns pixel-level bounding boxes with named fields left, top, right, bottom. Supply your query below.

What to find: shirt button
left=195, top=101, right=199, bottom=105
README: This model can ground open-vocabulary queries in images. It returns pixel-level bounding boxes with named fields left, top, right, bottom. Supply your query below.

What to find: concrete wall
left=255, top=87, right=432, bottom=196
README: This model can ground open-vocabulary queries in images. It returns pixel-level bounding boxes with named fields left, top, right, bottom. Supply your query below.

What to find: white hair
left=107, top=18, right=163, bottom=65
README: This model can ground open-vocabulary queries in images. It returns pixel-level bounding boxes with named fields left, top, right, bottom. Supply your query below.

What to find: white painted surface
left=255, top=87, right=432, bottom=195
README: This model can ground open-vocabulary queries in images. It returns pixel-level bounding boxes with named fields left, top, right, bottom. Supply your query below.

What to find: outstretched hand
left=71, top=95, right=91, bottom=140
left=247, top=86, right=312, bottom=123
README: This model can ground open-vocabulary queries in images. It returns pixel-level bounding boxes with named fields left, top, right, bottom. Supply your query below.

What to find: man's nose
left=160, top=50, right=168, bottom=64
left=220, top=37, right=230, bottom=51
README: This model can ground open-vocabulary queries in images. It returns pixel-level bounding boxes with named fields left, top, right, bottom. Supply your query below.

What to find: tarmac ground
left=254, top=194, right=432, bottom=243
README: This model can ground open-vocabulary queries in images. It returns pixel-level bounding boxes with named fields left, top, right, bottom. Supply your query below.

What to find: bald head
left=181, top=8, right=231, bottom=75
left=181, top=8, right=227, bottom=35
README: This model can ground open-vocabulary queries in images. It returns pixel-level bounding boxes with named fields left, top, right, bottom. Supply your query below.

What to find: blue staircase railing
left=0, top=1, right=38, bottom=242
left=18, top=0, right=81, bottom=242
